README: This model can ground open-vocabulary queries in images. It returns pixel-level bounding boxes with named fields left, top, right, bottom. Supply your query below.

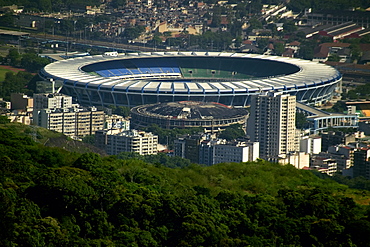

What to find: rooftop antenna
left=50, top=79, right=55, bottom=94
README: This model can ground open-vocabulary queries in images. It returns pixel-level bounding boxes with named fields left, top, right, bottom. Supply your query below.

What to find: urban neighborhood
left=2, top=0, right=370, bottom=246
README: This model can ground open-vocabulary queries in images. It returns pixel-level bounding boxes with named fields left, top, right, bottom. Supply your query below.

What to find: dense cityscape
left=2, top=0, right=370, bottom=246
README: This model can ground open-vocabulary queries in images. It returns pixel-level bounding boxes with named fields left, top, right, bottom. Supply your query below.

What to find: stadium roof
left=41, top=51, right=340, bottom=94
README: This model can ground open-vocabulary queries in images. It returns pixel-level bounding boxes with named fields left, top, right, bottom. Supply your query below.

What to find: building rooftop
left=133, top=101, right=248, bottom=120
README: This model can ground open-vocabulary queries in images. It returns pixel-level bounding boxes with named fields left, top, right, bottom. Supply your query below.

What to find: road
left=30, top=33, right=167, bottom=53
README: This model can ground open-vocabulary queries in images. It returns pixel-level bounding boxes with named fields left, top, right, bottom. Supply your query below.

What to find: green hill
left=2, top=120, right=370, bottom=246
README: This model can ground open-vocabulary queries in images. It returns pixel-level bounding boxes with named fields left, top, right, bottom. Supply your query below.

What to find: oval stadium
left=40, top=51, right=341, bottom=107
left=130, top=101, right=249, bottom=131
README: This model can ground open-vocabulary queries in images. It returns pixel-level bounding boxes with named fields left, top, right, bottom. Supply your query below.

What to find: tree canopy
left=2, top=121, right=370, bottom=246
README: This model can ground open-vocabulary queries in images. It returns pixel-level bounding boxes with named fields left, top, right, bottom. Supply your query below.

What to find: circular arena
left=130, top=101, right=248, bottom=131
left=40, top=51, right=342, bottom=107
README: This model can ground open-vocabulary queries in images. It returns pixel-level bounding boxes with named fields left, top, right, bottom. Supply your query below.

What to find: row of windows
left=65, top=83, right=336, bottom=107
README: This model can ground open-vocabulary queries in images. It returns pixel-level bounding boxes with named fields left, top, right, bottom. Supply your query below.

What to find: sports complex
left=40, top=51, right=342, bottom=107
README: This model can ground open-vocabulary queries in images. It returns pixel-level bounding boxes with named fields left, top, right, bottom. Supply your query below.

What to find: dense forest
left=2, top=120, right=370, bottom=246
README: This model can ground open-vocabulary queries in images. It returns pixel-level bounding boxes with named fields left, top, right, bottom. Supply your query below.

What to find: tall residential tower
left=247, top=92, right=296, bottom=160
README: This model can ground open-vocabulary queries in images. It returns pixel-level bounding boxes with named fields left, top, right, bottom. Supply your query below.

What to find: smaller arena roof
left=135, top=101, right=248, bottom=120
left=130, top=101, right=249, bottom=131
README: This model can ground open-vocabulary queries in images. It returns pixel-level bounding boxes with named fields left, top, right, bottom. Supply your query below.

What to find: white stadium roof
left=41, top=51, right=340, bottom=93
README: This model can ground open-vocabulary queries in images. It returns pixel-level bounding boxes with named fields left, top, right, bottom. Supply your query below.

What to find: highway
left=29, top=33, right=167, bottom=53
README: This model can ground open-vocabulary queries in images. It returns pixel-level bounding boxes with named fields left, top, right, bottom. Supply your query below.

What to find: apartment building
left=273, top=152, right=310, bottom=169
left=33, top=93, right=73, bottom=110
left=212, top=141, right=260, bottom=165
left=105, top=114, right=130, bottom=130
left=312, top=151, right=351, bottom=173
left=174, top=134, right=206, bottom=163
left=175, top=134, right=259, bottom=165
left=32, top=93, right=111, bottom=139
left=247, top=92, right=297, bottom=160
left=321, top=131, right=356, bottom=152
left=353, top=148, right=370, bottom=179
left=33, top=106, right=105, bottom=138
left=95, top=129, right=158, bottom=156
left=300, top=136, right=322, bottom=154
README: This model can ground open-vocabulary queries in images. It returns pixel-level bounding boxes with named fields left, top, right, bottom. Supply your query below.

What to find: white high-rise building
left=300, top=136, right=322, bottom=154
left=33, top=106, right=105, bottom=138
left=33, top=93, right=73, bottom=110
left=212, top=141, right=260, bottom=165
left=95, top=129, right=158, bottom=156
left=247, top=92, right=296, bottom=160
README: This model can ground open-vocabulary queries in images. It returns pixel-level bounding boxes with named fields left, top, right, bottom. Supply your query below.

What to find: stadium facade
left=40, top=51, right=342, bottom=107
left=130, top=101, right=248, bottom=131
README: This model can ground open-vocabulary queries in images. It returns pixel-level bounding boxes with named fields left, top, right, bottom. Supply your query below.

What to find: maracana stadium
left=39, top=51, right=341, bottom=107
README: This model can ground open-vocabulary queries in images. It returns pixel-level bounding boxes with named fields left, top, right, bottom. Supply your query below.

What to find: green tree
left=328, top=54, right=341, bottom=62
left=234, top=36, right=243, bottom=48
left=210, top=14, right=221, bottom=27
left=0, top=12, right=15, bottom=27
left=331, top=101, right=347, bottom=113
left=38, top=0, right=52, bottom=12
left=296, top=112, right=309, bottom=129
left=6, top=49, right=21, bottom=67
left=2, top=122, right=370, bottom=246
left=0, top=115, right=10, bottom=124
left=110, top=0, right=127, bottom=8
left=298, top=40, right=317, bottom=60
left=249, top=0, right=262, bottom=14
left=283, top=21, right=298, bottom=34
left=122, top=26, right=146, bottom=40
left=151, top=34, right=163, bottom=46
left=21, top=53, right=50, bottom=73
left=274, top=42, right=285, bottom=56
left=26, top=167, right=97, bottom=216
left=350, top=43, right=361, bottom=62
left=107, top=105, right=129, bottom=117
left=163, top=31, right=172, bottom=37
left=248, top=17, right=263, bottom=31
left=73, top=152, right=102, bottom=171
left=256, top=38, right=269, bottom=52
left=0, top=71, right=34, bottom=100
left=82, top=135, right=95, bottom=145
left=218, top=124, right=245, bottom=141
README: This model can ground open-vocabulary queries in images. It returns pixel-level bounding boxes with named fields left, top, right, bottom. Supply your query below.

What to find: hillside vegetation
left=2, top=121, right=370, bottom=246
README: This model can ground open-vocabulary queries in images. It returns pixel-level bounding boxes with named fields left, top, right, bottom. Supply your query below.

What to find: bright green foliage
left=21, top=52, right=50, bottom=73
left=296, top=112, right=309, bottom=129
left=0, top=71, right=34, bottom=100
left=6, top=49, right=21, bottom=67
left=0, top=49, right=50, bottom=100
left=118, top=152, right=192, bottom=168
left=342, top=83, right=370, bottom=100
left=297, top=39, right=317, bottom=60
left=328, top=54, right=341, bottom=62
left=107, top=105, right=131, bottom=117
left=273, top=42, right=285, bottom=56
left=0, top=12, right=15, bottom=26
left=218, top=123, right=245, bottom=141
left=2, top=122, right=370, bottom=246
left=122, top=26, right=146, bottom=40
left=4, top=49, right=50, bottom=73
left=0, top=115, right=10, bottom=123
left=144, top=124, right=204, bottom=148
